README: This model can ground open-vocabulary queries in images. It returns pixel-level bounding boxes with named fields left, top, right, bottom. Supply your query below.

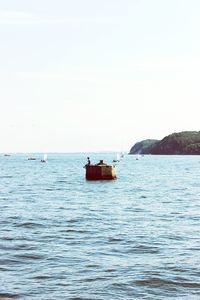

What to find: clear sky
left=0, top=0, right=200, bottom=152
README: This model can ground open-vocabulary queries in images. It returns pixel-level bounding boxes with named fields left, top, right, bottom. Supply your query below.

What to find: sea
left=0, top=153, right=200, bottom=299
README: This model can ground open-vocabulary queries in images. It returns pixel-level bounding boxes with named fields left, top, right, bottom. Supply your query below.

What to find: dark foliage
left=129, top=131, right=200, bottom=155
left=129, top=139, right=159, bottom=154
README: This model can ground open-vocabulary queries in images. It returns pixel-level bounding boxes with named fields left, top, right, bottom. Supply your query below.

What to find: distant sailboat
left=120, top=152, right=124, bottom=159
left=136, top=153, right=140, bottom=160
left=41, top=153, right=48, bottom=163
left=113, top=153, right=120, bottom=163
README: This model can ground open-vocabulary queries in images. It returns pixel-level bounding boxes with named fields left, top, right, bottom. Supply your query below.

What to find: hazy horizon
left=1, top=0, right=200, bottom=152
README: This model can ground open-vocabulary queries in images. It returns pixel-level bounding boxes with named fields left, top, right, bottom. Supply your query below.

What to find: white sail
left=44, top=154, right=48, bottom=161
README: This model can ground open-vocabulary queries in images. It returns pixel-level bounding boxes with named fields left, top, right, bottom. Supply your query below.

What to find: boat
left=112, top=153, right=120, bottom=163
left=41, top=153, right=47, bottom=163
left=136, top=153, right=140, bottom=160
left=120, top=152, right=124, bottom=159
left=28, top=157, right=36, bottom=160
left=85, top=160, right=116, bottom=180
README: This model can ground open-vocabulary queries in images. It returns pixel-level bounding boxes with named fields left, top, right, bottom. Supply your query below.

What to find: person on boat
left=87, top=157, right=91, bottom=165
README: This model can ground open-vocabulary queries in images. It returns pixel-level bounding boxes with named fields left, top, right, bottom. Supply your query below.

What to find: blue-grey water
left=0, top=153, right=200, bottom=299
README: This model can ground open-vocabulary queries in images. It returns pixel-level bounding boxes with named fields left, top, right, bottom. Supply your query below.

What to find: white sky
left=0, top=0, right=200, bottom=152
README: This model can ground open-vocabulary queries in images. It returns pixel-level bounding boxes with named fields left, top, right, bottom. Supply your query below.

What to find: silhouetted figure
left=87, top=157, right=91, bottom=165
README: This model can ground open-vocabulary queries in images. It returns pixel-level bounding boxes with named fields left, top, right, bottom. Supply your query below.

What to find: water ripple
left=135, top=277, right=200, bottom=289
left=1, top=154, right=200, bottom=299
left=0, top=293, right=20, bottom=299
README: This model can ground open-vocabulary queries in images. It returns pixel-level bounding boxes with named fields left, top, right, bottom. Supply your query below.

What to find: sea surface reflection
left=0, top=153, right=200, bottom=299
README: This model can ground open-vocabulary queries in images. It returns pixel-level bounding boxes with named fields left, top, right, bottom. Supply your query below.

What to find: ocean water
left=0, top=153, right=200, bottom=299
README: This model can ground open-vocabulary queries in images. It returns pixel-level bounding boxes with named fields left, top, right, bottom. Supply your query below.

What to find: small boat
left=113, top=153, right=120, bottom=163
left=41, top=153, right=48, bottom=163
left=136, top=153, right=140, bottom=160
left=4, top=154, right=11, bottom=157
left=28, top=157, right=36, bottom=160
left=120, top=152, right=124, bottom=159
left=85, top=160, right=116, bottom=180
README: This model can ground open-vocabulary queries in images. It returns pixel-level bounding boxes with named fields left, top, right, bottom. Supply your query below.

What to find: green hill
left=129, top=131, right=200, bottom=155
left=129, top=139, right=159, bottom=154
